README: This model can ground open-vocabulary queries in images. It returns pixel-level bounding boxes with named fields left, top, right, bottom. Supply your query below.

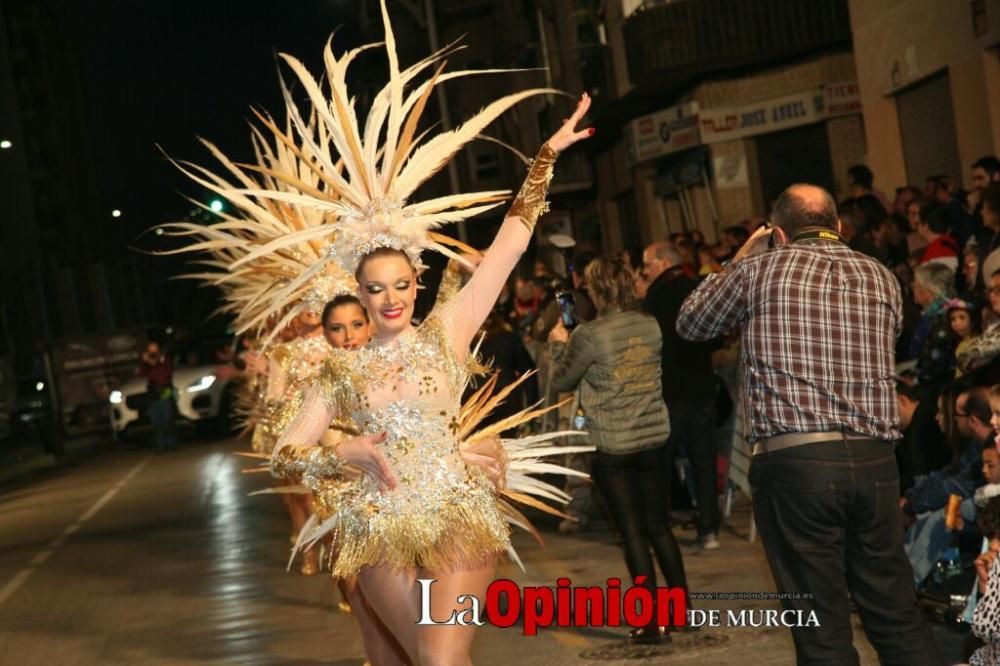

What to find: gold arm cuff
left=271, top=445, right=346, bottom=487
left=508, top=142, right=558, bottom=233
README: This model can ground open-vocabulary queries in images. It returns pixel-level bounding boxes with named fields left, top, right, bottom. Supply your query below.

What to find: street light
left=111, top=209, right=122, bottom=218
left=0, top=140, right=11, bottom=149
left=210, top=198, right=224, bottom=213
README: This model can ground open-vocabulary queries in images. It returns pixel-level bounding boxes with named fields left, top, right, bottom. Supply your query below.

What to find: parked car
left=12, top=378, right=52, bottom=441
left=109, top=335, right=238, bottom=439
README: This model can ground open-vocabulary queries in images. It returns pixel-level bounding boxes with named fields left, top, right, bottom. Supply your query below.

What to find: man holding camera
left=139, top=341, right=177, bottom=452
left=677, top=184, right=942, bottom=665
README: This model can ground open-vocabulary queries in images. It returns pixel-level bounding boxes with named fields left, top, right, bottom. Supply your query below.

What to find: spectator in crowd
left=949, top=299, right=981, bottom=377
left=528, top=252, right=598, bottom=532
left=721, top=225, right=750, bottom=262
left=917, top=203, right=960, bottom=272
left=843, top=194, right=891, bottom=263
left=139, top=341, right=177, bottom=452
left=846, top=163, right=892, bottom=212
left=894, top=185, right=922, bottom=218
left=971, top=156, right=1000, bottom=213
left=509, top=276, right=544, bottom=336
left=903, top=390, right=991, bottom=583
left=896, top=381, right=949, bottom=493
left=532, top=251, right=596, bottom=343
left=886, top=213, right=915, bottom=268
left=906, top=197, right=930, bottom=257
left=961, top=250, right=986, bottom=306
left=677, top=183, right=941, bottom=665
left=696, top=246, right=721, bottom=276
left=904, top=389, right=989, bottom=516
left=958, top=270, right=1000, bottom=383
left=668, top=233, right=698, bottom=278
left=925, top=175, right=954, bottom=205
left=969, top=495, right=1000, bottom=666
left=978, top=184, right=1000, bottom=282
left=466, top=309, right=539, bottom=435
left=549, top=255, right=688, bottom=644
left=643, top=241, right=721, bottom=550
left=911, top=262, right=959, bottom=396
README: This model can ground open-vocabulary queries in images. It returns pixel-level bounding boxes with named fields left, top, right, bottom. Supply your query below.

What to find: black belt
left=751, top=431, right=875, bottom=457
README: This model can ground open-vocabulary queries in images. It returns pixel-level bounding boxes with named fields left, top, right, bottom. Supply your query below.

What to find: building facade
left=848, top=0, right=1000, bottom=192
left=587, top=0, right=863, bottom=250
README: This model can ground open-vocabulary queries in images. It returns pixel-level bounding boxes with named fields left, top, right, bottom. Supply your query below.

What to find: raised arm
left=439, top=93, right=595, bottom=359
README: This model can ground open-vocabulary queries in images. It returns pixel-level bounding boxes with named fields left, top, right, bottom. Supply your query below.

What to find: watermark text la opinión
left=416, top=577, right=686, bottom=635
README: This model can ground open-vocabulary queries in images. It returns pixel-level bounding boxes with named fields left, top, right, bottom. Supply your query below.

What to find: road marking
left=0, top=456, right=150, bottom=607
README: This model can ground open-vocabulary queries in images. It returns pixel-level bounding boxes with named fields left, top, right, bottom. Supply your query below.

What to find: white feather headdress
left=158, top=105, right=357, bottom=342
left=161, top=0, right=554, bottom=337
left=229, top=0, right=556, bottom=273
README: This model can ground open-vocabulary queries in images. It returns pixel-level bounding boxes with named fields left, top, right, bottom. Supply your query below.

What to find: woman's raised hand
left=547, top=93, right=594, bottom=154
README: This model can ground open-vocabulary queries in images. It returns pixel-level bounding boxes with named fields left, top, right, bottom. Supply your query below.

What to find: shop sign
left=626, top=101, right=701, bottom=165
left=823, top=81, right=862, bottom=117
left=699, top=89, right=825, bottom=143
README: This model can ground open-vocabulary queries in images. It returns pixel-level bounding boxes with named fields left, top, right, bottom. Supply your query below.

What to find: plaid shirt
left=677, top=239, right=903, bottom=443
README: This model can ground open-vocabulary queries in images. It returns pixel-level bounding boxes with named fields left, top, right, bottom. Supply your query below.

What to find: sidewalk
left=0, top=434, right=107, bottom=486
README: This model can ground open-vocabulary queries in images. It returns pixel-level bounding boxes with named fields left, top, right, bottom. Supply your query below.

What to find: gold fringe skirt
left=311, top=474, right=509, bottom=577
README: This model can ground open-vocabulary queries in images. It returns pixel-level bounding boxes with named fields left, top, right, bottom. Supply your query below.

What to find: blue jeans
left=147, top=394, right=177, bottom=451
left=751, top=438, right=943, bottom=665
left=903, top=509, right=950, bottom=585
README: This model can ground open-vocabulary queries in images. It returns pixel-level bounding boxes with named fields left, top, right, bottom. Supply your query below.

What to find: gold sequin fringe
left=312, top=494, right=510, bottom=577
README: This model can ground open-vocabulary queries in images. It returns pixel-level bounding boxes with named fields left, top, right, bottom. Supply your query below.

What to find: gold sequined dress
left=252, top=335, right=331, bottom=454
left=274, top=220, right=532, bottom=576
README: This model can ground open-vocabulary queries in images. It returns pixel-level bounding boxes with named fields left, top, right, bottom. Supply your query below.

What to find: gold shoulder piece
left=508, top=143, right=558, bottom=233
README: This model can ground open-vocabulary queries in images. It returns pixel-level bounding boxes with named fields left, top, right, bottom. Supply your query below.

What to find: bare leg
left=357, top=565, right=421, bottom=663
left=344, top=576, right=410, bottom=666
left=415, top=562, right=496, bottom=666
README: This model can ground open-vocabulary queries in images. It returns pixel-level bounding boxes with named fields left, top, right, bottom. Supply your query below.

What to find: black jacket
left=643, top=267, right=717, bottom=402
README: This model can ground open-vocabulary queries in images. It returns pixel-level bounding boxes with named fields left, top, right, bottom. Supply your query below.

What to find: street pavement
left=0, top=438, right=965, bottom=665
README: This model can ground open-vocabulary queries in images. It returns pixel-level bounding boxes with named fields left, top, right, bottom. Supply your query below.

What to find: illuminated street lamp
left=0, top=140, right=11, bottom=149
left=111, top=209, right=122, bottom=218
left=210, top=198, right=224, bottom=213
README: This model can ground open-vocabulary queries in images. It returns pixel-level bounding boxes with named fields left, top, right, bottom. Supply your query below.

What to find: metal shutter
left=897, top=71, right=962, bottom=186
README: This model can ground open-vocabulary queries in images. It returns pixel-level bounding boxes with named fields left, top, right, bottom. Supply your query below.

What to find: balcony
left=624, top=0, right=852, bottom=87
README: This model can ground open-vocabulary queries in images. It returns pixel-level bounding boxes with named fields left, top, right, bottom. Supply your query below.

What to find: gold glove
left=271, top=446, right=346, bottom=488
left=508, top=142, right=558, bottom=233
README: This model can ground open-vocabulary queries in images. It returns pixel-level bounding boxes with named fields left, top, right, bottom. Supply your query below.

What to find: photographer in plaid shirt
left=677, top=184, right=943, bottom=665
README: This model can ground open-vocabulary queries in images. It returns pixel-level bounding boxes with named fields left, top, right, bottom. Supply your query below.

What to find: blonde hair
left=584, top=255, right=638, bottom=312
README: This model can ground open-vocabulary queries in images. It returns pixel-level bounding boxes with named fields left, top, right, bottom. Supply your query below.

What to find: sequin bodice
left=315, top=316, right=483, bottom=509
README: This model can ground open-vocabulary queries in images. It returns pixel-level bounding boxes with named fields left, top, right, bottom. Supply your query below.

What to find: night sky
left=45, top=0, right=365, bottom=229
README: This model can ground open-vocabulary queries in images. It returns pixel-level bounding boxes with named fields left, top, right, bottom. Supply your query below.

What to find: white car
left=109, top=338, right=237, bottom=438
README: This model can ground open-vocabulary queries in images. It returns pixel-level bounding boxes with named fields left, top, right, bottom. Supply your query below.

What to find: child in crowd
left=949, top=299, right=980, bottom=377
left=968, top=495, right=1000, bottom=665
